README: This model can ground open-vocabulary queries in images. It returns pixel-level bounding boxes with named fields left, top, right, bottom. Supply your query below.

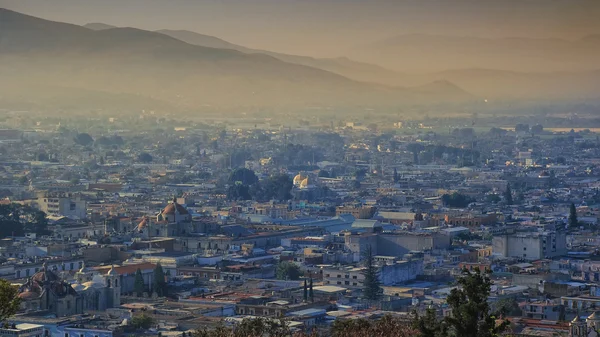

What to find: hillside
left=0, top=9, right=473, bottom=111
left=351, top=34, right=600, bottom=73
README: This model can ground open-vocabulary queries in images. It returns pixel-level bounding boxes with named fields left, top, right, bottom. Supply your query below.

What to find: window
left=352, top=275, right=357, bottom=279
left=344, top=281, right=349, bottom=285
left=67, top=300, right=71, bottom=309
left=65, top=333, right=69, bottom=337
left=70, top=263, right=74, bottom=270
left=523, top=247, right=527, bottom=251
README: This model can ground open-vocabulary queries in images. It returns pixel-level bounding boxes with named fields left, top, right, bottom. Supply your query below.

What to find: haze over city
left=0, top=1, right=600, bottom=337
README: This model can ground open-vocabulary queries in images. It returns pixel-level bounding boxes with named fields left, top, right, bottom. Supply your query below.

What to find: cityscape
left=0, top=1, right=600, bottom=337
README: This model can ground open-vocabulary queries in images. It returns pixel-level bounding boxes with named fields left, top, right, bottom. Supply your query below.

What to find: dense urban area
left=0, top=110, right=599, bottom=337
left=2, top=2, right=600, bottom=337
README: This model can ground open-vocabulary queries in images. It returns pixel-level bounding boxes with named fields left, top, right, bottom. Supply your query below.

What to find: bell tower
left=105, top=265, right=121, bottom=308
left=570, top=315, right=587, bottom=337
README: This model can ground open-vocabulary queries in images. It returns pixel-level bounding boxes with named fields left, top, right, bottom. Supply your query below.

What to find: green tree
left=303, top=279, right=308, bottom=302
left=393, top=168, right=399, bottom=183
left=309, top=278, right=314, bottom=302
left=569, top=203, right=578, bottom=227
left=73, top=132, right=94, bottom=146
left=138, top=152, right=153, bottom=163
left=415, top=268, right=509, bottom=337
left=504, top=183, right=513, bottom=205
left=361, top=244, right=381, bottom=301
left=134, top=268, right=145, bottom=297
left=0, top=279, right=21, bottom=322
left=130, top=314, right=155, bottom=329
left=275, top=261, right=302, bottom=280
left=229, top=168, right=258, bottom=186
left=153, top=263, right=167, bottom=296
left=494, top=297, right=523, bottom=317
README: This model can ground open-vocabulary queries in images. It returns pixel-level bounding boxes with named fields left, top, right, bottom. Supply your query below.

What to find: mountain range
left=0, top=9, right=474, bottom=112
left=351, top=33, right=600, bottom=73
left=83, top=23, right=600, bottom=101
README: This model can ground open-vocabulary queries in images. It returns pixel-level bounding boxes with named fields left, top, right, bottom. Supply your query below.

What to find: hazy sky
left=1, top=0, right=599, bottom=56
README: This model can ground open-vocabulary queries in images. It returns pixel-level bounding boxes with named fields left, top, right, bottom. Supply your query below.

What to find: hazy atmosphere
left=2, top=2, right=600, bottom=337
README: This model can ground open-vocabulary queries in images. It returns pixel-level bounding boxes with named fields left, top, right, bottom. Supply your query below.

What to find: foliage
left=275, top=261, right=302, bottom=280
left=309, top=278, right=314, bottom=302
left=255, top=174, right=294, bottom=201
left=194, top=315, right=414, bottom=337
left=227, top=184, right=252, bottom=201
left=504, top=183, right=513, bottom=205
left=486, top=194, right=501, bottom=204
left=73, top=132, right=94, bottom=146
left=332, top=315, right=416, bottom=337
left=0, top=279, right=21, bottom=322
left=361, top=245, right=382, bottom=301
left=0, top=203, right=49, bottom=238
left=569, top=203, right=578, bottom=227
left=229, top=168, right=259, bottom=186
left=134, top=268, right=145, bottom=297
left=193, top=318, right=300, bottom=337
left=414, top=268, right=509, bottom=337
left=515, top=124, right=530, bottom=133
left=441, top=192, right=474, bottom=208
left=303, top=279, right=308, bottom=302
left=138, top=152, right=153, bottom=163
left=494, top=297, right=523, bottom=317
left=153, top=263, right=167, bottom=296
left=130, top=314, right=155, bottom=330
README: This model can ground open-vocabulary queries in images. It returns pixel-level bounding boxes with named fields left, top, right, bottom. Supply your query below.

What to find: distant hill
left=0, top=9, right=471, bottom=111
left=84, top=22, right=117, bottom=30
left=350, top=34, right=600, bottom=73
left=156, top=29, right=409, bottom=88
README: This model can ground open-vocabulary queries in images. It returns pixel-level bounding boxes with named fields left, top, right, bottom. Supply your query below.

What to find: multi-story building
left=322, top=259, right=423, bottom=290
left=36, top=192, right=87, bottom=219
left=492, top=229, right=567, bottom=260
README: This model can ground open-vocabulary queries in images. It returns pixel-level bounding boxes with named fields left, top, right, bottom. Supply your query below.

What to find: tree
left=303, top=279, right=308, bottom=302
left=531, top=124, right=544, bottom=135
left=414, top=268, right=509, bottom=337
left=138, top=152, right=153, bottom=163
left=130, top=314, right=155, bottom=330
left=153, top=263, right=167, bottom=296
left=441, top=193, right=473, bottom=208
left=393, top=168, right=399, bottom=183
left=332, top=315, right=416, bottom=337
left=0, top=279, right=21, bottom=322
left=309, top=278, right=314, bottom=302
left=361, top=245, right=381, bottom=301
left=134, top=268, right=145, bottom=297
left=73, top=133, right=94, bottom=146
left=569, top=203, right=578, bottom=228
left=495, top=297, right=523, bottom=317
left=504, top=183, right=513, bottom=205
left=229, top=168, right=258, bottom=186
left=275, top=261, right=302, bottom=280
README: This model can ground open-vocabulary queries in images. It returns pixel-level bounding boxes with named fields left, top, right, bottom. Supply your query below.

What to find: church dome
left=161, top=197, right=189, bottom=215
left=300, top=178, right=309, bottom=188
left=293, top=173, right=306, bottom=185
left=136, top=217, right=148, bottom=231
left=18, top=290, right=40, bottom=300
left=31, top=263, right=60, bottom=284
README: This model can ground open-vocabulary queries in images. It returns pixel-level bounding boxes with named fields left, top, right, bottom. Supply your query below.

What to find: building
left=17, top=262, right=121, bottom=316
left=492, top=229, right=567, bottom=260
left=336, top=206, right=376, bottom=219
left=519, top=300, right=563, bottom=320
left=17, top=262, right=83, bottom=316
left=322, top=259, right=423, bottom=289
left=0, top=323, right=44, bottom=337
left=36, top=192, right=86, bottom=219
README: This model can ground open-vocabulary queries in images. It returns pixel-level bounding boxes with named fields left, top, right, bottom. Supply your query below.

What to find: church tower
left=105, top=265, right=121, bottom=308
left=570, top=315, right=587, bottom=337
